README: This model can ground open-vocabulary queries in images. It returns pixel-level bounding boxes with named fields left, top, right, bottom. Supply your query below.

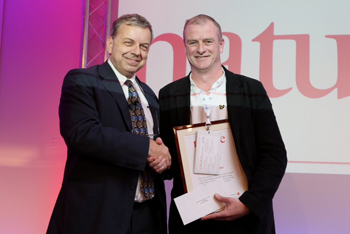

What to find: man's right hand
left=148, top=137, right=171, bottom=174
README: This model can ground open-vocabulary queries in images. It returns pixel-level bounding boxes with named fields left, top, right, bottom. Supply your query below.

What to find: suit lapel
left=175, top=76, right=191, bottom=125
left=98, top=62, right=132, bottom=131
left=137, top=77, right=157, bottom=110
left=225, top=67, right=244, bottom=147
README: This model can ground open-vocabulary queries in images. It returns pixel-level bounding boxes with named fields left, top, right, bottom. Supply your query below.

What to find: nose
left=196, top=42, right=205, bottom=54
left=130, top=44, right=141, bottom=56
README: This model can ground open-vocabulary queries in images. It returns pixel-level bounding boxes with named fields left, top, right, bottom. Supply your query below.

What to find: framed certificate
left=173, top=120, right=248, bottom=196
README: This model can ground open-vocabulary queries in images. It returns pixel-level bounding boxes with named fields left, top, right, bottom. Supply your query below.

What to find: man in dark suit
left=159, top=14, right=287, bottom=234
left=47, top=14, right=171, bottom=234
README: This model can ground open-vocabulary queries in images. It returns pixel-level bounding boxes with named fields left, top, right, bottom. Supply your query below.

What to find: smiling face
left=184, top=20, right=224, bottom=74
left=107, top=24, right=151, bottom=78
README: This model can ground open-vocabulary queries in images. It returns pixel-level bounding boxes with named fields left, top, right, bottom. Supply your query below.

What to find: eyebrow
left=123, top=37, right=151, bottom=45
left=186, top=37, right=215, bottom=42
left=202, top=37, right=215, bottom=41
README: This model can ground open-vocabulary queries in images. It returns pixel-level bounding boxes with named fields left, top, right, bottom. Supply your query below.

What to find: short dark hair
left=111, top=13, right=153, bottom=41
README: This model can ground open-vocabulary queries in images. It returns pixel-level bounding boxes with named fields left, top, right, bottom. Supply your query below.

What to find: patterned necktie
left=125, top=79, right=155, bottom=199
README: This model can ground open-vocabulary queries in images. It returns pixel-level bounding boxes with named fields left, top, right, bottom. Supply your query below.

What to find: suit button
left=130, top=184, right=136, bottom=190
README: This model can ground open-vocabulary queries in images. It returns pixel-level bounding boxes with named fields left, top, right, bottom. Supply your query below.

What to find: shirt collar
left=107, top=59, right=136, bottom=84
left=189, top=68, right=226, bottom=91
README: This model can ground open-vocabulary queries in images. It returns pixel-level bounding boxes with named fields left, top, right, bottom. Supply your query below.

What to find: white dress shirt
left=108, top=60, right=153, bottom=202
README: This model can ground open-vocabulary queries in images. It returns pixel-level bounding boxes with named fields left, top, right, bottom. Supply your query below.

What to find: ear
left=219, top=38, right=225, bottom=53
left=106, top=36, right=113, bottom=54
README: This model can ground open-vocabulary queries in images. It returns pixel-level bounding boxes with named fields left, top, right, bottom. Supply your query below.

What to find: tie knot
left=124, top=79, right=133, bottom=87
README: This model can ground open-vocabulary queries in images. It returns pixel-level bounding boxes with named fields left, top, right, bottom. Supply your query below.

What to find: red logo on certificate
left=220, top=136, right=226, bottom=143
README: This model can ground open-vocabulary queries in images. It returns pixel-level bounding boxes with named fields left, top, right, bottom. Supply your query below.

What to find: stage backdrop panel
left=120, top=0, right=350, bottom=175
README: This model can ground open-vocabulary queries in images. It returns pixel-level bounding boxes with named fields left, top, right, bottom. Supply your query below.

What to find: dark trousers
left=127, top=199, right=160, bottom=234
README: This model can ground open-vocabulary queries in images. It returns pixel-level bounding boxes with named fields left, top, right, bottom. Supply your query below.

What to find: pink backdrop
left=0, top=0, right=82, bottom=232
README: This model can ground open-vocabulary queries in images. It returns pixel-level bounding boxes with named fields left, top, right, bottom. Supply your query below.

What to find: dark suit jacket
left=159, top=66, right=287, bottom=234
left=47, top=62, right=167, bottom=234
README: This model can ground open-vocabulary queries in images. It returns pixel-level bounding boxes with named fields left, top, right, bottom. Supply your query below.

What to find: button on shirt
left=108, top=59, right=153, bottom=202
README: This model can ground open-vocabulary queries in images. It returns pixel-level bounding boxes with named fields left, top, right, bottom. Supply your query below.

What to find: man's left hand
left=201, top=193, right=250, bottom=221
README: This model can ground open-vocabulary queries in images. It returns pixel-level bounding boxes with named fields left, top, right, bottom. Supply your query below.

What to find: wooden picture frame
left=173, top=120, right=248, bottom=195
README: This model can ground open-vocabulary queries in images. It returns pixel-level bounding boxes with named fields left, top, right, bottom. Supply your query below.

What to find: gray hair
left=111, top=13, right=153, bottom=42
left=183, top=14, right=222, bottom=42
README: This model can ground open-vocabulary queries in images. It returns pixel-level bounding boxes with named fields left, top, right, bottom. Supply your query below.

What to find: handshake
left=148, top=137, right=171, bottom=174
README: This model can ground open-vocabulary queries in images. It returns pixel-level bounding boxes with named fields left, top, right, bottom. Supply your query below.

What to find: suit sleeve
left=237, top=81, right=287, bottom=219
left=158, top=87, right=177, bottom=180
left=59, top=69, right=150, bottom=171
